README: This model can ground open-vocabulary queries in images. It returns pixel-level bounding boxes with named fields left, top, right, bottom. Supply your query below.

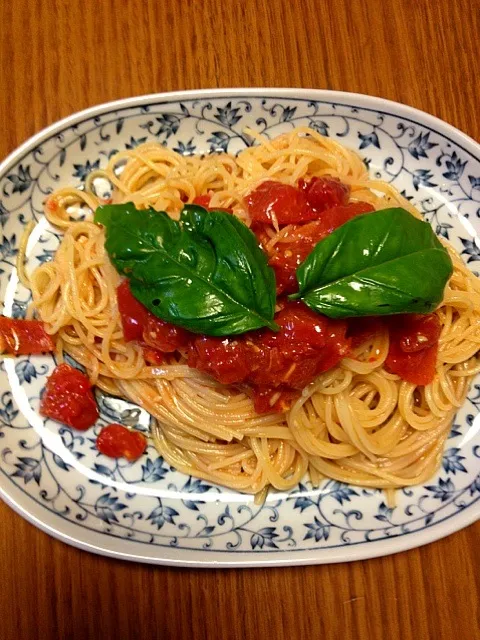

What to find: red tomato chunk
left=245, top=177, right=370, bottom=229
left=0, top=316, right=55, bottom=356
left=258, top=202, right=375, bottom=295
left=246, top=181, right=315, bottom=225
left=309, top=201, right=375, bottom=236
left=40, top=363, right=99, bottom=430
left=246, top=176, right=374, bottom=295
left=298, top=176, right=350, bottom=212
left=188, top=301, right=350, bottom=411
left=142, top=347, right=165, bottom=365
left=385, top=314, right=441, bottom=385
left=266, top=220, right=330, bottom=294
left=192, top=194, right=232, bottom=213
left=395, top=314, right=441, bottom=353
left=117, top=279, right=151, bottom=342
left=187, top=336, right=251, bottom=385
left=117, top=280, right=190, bottom=353
left=347, top=317, right=385, bottom=349
left=96, top=424, right=147, bottom=462
left=143, top=314, right=190, bottom=353
left=192, top=194, right=212, bottom=208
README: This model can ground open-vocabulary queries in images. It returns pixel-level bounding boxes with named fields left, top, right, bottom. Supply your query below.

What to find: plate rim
left=2, top=477, right=478, bottom=567
left=1, top=87, right=479, bottom=567
left=2, top=87, right=480, bottom=175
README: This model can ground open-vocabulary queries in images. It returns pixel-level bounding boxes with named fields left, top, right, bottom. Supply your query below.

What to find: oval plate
left=0, top=89, right=479, bottom=567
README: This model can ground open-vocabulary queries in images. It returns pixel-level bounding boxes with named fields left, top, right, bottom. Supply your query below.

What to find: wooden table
left=1, top=1, right=479, bottom=638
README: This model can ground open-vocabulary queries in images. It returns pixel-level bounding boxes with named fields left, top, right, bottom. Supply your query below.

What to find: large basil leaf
left=291, top=208, right=453, bottom=318
left=94, top=202, right=278, bottom=335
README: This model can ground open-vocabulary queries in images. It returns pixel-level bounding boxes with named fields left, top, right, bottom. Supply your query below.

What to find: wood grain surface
left=0, top=1, right=479, bottom=639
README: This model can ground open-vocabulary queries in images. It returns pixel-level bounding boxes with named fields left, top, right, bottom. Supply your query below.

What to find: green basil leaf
left=291, top=208, right=453, bottom=318
left=94, top=202, right=279, bottom=335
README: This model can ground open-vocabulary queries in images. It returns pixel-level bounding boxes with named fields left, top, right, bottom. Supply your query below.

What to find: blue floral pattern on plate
left=0, top=91, right=479, bottom=566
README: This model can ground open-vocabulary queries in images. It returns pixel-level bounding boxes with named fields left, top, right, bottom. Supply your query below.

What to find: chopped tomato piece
left=142, top=347, right=165, bottom=365
left=143, top=314, right=190, bottom=353
left=245, top=180, right=315, bottom=225
left=187, top=302, right=350, bottom=410
left=313, top=201, right=375, bottom=236
left=246, top=177, right=360, bottom=229
left=253, top=302, right=350, bottom=390
left=117, top=280, right=190, bottom=351
left=298, top=176, right=350, bottom=212
left=394, top=314, right=441, bottom=353
left=385, top=341, right=438, bottom=386
left=40, top=363, right=99, bottom=430
left=267, top=221, right=328, bottom=294
left=96, top=424, right=147, bottom=462
left=263, top=203, right=375, bottom=295
left=117, top=280, right=151, bottom=342
left=192, top=194, right=232, bottom=213
left=192, top=194, right=212, bottom=208
left=385, top=314, right=440, bottom=385
left=0, top=316, right=55, bottom=356
left=248, top=303, right=349, bottom=389
left=260, top=301, right=334, bottom=353
left=347, top=317, right=385, bottom=349
left=188, top=336, right=251, bottom=385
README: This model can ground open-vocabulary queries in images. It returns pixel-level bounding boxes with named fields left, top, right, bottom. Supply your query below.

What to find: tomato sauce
left=117, top=280, right=190, bottom=355
left=112, top=177, right=438, bottom=413
left=246, top=178, right=374, bottom=294
left=385, top=314, right=441, bottom=385
left=186, top=301, right=350, bottom=412
left=32, top=174, right=443, bottom=463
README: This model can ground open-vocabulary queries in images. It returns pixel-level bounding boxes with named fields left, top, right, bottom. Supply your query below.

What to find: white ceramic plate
left=0, top=89, right=479, bottom=567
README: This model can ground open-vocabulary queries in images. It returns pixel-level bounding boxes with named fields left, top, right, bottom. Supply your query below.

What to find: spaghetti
left=26, top=128, right=480, bottom=494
